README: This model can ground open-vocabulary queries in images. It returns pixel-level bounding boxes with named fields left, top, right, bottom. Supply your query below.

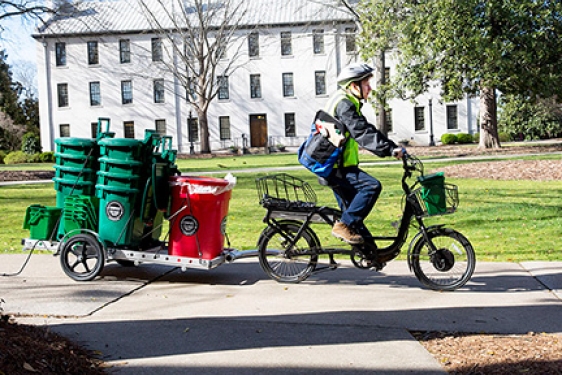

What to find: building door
left=249, top=114, right=267, bottom=147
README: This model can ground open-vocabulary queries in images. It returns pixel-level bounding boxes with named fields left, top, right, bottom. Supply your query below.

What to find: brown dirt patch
left=413, top=331, right=562, bottom=374
left=0, top=317, right=106, bottom=375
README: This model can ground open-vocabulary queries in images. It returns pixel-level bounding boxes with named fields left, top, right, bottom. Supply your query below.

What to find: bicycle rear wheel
left=411, top=228, right=475, bottom=291
left=258, top=221, right=319, bottom=283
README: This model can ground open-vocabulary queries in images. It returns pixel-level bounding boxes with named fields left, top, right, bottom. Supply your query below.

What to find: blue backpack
left=297, top=110, right=347, bottom=178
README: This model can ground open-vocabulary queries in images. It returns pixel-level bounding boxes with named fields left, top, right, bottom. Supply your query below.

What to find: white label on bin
left=106, top=201, right=124, bottom=221
left=180, top=215, right=199, bottom=236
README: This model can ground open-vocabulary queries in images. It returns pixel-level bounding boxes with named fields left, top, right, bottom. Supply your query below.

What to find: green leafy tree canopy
left=357, top=0, right=562, bottom=148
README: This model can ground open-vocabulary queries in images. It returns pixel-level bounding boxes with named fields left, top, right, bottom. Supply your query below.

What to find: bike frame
left=260, top=155, right=443, bottom=269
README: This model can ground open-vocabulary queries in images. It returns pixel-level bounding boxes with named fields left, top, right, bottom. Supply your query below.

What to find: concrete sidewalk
left=1, top=253, right=561, bottom=374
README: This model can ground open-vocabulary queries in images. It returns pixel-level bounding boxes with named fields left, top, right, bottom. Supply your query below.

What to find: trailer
left=22, top=119, right=248, bottom=281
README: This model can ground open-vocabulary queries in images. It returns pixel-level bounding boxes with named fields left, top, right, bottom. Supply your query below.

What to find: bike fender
left=406, top=224, right=446, bottom=271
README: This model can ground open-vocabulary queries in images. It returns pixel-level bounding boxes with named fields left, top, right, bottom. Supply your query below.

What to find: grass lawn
left=1, top=154, right=561, bottom=262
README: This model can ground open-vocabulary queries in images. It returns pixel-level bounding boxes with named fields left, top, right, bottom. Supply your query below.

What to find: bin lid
left=97, top=170, right=140, bottom=180
left=54, top=165, right=94, bottom=173
left=95, top=184, right=139, bottom=194
left=52, top=177, right=95, bottom=186
left=98, top=138, right=142, bottom=147
left=98, top=156, right=143, bottom=166
left=55, top=152, right=95, bottom=160
left=55, top=138, right=96, bottom=147
left=170, top=175, right=236, bottom=195
left=170, top=175, right=229, bottom=186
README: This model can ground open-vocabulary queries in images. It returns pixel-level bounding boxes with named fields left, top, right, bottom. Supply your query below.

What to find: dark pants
left=327, top=166, right=382, bottom=239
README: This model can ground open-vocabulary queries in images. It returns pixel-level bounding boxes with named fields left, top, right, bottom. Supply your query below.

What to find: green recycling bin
left=55, top=138, right=97, bottom=157
left=417, top=172, right=447, bottom=215
left=96, top=184, right=140, bottom=246
left=98, top=138, right=143, bottom=161
left=23, top=205, right=62, bottom=240
left=53, top=177, right=95, bottom=208
left=98, top=157, right=143, bottom=177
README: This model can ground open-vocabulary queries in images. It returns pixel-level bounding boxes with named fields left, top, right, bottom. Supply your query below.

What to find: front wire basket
left=407, top=183, right=459, bottom=217
left=256, top=173, right=316, bottom=211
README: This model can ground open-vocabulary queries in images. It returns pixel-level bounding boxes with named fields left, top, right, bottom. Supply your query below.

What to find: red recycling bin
left=168, top=175, right=234, bottom=259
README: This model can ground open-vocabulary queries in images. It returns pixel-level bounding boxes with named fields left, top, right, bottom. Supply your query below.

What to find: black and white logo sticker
left=106, top=201, right=124, bottom=221
left=180, top=215, right=199, bottom=236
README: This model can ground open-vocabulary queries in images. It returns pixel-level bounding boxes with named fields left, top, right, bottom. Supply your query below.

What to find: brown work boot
left=332, top=221, right=364, bottom=245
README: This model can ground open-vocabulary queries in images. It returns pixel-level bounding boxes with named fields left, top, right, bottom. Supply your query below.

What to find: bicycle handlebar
left=401, top=153, right=424, bottom=195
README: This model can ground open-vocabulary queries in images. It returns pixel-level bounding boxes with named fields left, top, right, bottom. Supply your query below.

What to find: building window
left=313, top=29, right=324, bottom=54
left=187, top=77, right=196, bottom=102
left=87, top=41, right=99, bottom=65
left=250, top=74, right=261, bottom=99
left=248, top=32, right=259, bottom=58
left=57, top=83, right=69, bottom=107
left=345, top=27, right=356, bottom=54
left=55, top=42, right=66, bottom=66
left=315, top=71, right=326, bottom=96
left=280, top=31, right=292, bottom=56
left=155, top=119, right=166, bottom=135
left=153, top=79, right=165, bottom=103
left=414, top=107, right=425, bottom=131
left=447, top=105, right=458, bottom=130
left=89, top=81, right=101, bottom=106
left=119, top=39, right=131, bottom=63
left=91, top=122, right=98, bottom=138
left=282, top=73, right=294, bottom=97
left=59, top=124, right=70, bottom=137
left=219, top=116, right=231, bottom=140
left=284, top=113, right=296, bottom=137
left=124, top=121, right=135, bottom=138
left=188, top=117, right=199, bottom=142
left=151, top=38, right=163, bottom=62
left=385, top=109, right=393, bottom=133
left=218, top=75, right=229, bottom=100
left=121, top=80, right=133, bottom=104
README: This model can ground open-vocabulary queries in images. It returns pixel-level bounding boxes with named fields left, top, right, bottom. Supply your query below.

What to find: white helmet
left=337, top=63, right=374, bottom=87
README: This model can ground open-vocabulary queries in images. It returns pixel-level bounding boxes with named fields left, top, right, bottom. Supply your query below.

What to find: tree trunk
left=478, top=86, right=501, bottom=149
left=374, top=50, right=388, bottom=135
left=198, top=108, right=211, bottom=154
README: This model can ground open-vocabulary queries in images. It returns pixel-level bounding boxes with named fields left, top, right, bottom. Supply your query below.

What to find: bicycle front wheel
left=258, top=221, right=319, bottom=283
left=411, top=228, right=475, bottom=291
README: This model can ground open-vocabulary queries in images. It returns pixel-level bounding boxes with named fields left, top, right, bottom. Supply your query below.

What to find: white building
left=33, top=0, right=478, bottom=153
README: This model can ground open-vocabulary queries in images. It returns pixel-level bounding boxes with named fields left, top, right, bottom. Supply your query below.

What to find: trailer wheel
left=60, top=234, right=105, bottom=281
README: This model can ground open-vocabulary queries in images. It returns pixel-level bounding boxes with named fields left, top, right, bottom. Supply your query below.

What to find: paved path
left=1, top=254, right=561, bottom=374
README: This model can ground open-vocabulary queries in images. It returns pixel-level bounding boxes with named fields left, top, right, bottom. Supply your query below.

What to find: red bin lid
left=170, top=175, right=229, bottom=187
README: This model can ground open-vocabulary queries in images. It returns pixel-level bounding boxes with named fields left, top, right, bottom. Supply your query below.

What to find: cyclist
left=326, top=62, right=405, bottom=245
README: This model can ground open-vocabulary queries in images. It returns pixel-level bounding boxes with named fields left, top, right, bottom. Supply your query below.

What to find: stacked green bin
left=57, top=195, right=99, bottom=239
left=23, top=205, right=62, bottom=241
left=53, top=138, right=98, bottom=208
left=417, top=172, right=447, bottom=215
left=96, top=138, right=143, bottom=246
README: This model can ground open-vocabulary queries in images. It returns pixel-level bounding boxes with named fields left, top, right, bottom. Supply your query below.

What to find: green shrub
left=28, top=153, right=42, bottom=163
left=499, top=132, right=511, bottom=142
left=441, top=133, right=457, bottom=145
left=473, top=133, right=480, bottom=143
left=456, top=133, right=473, bottom=144
left=39, top=151, right=55, bottom=163
left=0, top=150, right=6, bottom=164
left=4, top=151, right=29, bottom=164
left=21, top=133, right=42, bottom=155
